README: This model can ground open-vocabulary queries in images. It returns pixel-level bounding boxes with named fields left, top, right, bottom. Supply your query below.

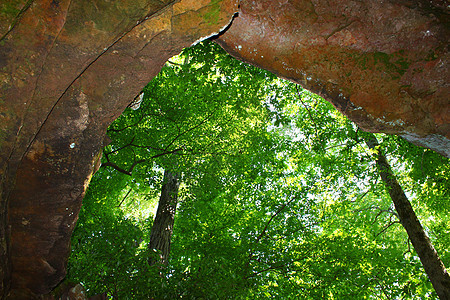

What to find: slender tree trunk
left=363, top=133, right=450, bottom=299
left=148, top=170, right=180, bottom=266
left=0, top=194, right=9, bottom=299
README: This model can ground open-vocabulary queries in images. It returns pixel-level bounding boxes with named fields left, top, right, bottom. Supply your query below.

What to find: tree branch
left=295, top=85, right=318, bottom=137
left=101, top=149, right=183, bottom=175
left=163, top=109, right=217, bottom=151
left=375, top=220, right=401, bottom=238
left=255, top=196, right=297, bottom=244
left=100, top=161, right=132, bottom=176
left=118, top=188, right=133, bottom=207
left=246, top=263, right=287, bottom=279
left=104, top=136, right=136, bottom=156
left=108, top=114, right=146, bottom=132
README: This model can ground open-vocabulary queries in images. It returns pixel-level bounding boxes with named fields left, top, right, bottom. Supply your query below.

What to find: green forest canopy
left=67, top=41, right=449, bottom=299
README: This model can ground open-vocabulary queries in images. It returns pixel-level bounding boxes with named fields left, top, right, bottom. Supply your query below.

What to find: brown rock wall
left=0, top=0, right=238, bottom=297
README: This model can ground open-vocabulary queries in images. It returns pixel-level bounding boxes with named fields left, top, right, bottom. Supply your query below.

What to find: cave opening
left=63, top=41, right=449, bottom=299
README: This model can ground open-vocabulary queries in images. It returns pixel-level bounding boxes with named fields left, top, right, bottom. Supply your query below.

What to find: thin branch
left=166, top=53, right=189, bottom=66
left=354, top=188, right=371, bottom=203
left=108, top=114, right=146, bottom=132
left=128, top=159, right=146, bottom=172
left=354, top=205, right=399, bottom=221
left=295, top=85, right=319, bottom=137
left=127, top=143, right=166, bottom=152
left=101, top=149, right=183, bottom=175
left=150, top=148, right=183, bottom=159
left=324, top=141, right=359, bottom=151
left=267, top=225, right=307, bottom=242
left=255, top=196, right=297, bottom=244
left=405, top=237, right=412, bottom=255
left=191, top=115, right=236, bottom=155
left=101, top=162, right=132, bottom=176
left=166, top=60, right=183, bottom=66
left=245, top=197, right=297, bottom=272
left=105, top=136, right=136, bottom=156
left=373, top=206, right=399, bottom=223
left=145, top=112, right=181, bottom=133
left=246, top=263, right=287, bottom=279
left=374, top=275, right=392, bottom=300
left=375, top=220, right=401, bottom=238
left=118, top=188, right=133, bottom=207
left=164, top=109, right=217, bottom=151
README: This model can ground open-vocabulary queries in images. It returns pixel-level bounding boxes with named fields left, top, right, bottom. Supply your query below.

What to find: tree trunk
left=148, top=170, right=180, bottom=266
left=363, top=133, right=450, bottom=300
left=0, top=193, right=9, bottom=299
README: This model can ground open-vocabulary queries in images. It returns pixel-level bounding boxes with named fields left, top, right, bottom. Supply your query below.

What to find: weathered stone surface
left=0, top=0, right=448, bottom=298
left=216, top=0, right=449, bottom=156
left=41, top=281, right=87, bottom=300
left=0, top=0, right=238, bottom=297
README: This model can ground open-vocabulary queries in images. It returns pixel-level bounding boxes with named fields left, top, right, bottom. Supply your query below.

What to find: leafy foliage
left=67, top=41, right=449, bottom=299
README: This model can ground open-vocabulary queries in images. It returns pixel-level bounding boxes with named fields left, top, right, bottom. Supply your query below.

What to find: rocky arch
left=0, top=0, right=448, bottom=298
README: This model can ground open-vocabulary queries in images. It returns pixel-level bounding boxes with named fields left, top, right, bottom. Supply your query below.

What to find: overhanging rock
left=216, top=0, right=449, bottom=156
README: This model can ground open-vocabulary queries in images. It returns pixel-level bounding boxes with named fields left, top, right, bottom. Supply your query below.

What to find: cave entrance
left=64, top=41, right=449, bottom=299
